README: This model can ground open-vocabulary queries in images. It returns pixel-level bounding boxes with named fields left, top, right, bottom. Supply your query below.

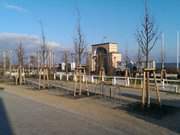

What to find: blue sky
left=0, top=0, right=180, bottom=62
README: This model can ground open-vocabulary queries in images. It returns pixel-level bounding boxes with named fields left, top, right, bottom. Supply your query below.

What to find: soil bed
left=115, top=102, right=180, bottom=120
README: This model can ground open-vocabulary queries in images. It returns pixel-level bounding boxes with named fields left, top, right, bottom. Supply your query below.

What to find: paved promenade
left=0, top=84, right=180, bottom=135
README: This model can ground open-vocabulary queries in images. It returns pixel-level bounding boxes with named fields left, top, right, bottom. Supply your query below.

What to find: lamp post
left=177, top=32, right=179, bottom=72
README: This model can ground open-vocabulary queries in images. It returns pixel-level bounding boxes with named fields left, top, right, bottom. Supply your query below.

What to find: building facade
left=91, top=42, right=122, bottom=75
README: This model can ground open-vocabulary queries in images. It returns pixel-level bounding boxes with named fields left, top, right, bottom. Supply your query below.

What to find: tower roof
left=91, top=42, right=118, bottom=46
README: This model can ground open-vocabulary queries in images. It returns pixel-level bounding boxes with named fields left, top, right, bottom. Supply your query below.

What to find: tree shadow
left=114, top=92, right=180, bottom=134
left=0, top=97, right=14, bottom=135
left=48, top=88, right=95, bottom=100
left=120, top=93, right=141, bottom=100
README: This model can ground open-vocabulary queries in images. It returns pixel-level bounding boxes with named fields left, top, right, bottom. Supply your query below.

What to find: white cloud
left=5, top=4, right=28, bottom=13
left=0, top=32, right=61, bottom=52
left=0, top=33, right=67, bottom=64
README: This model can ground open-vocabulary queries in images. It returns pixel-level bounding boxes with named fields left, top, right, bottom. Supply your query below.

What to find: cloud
left=5, top=3, right=28, bottom=13
left=0, top=32, right=67, bottom=64
left=0, top=32, right=61, bottom=53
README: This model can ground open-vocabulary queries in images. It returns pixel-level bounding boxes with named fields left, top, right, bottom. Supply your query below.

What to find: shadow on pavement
left=0, top=97, right=14, bottom=135
left=48, top=88, right=95, bottom=100
left=115, top=92, right=180, bottom=134
left=121, top=93, right=141, bottom=100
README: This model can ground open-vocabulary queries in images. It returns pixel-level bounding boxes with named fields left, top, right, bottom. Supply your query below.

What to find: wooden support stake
left=110, top=87, right=112, bottom=99
left=79, top=73, right=82, bottom=96
left=146, top=71, right=150, bottom=106
left=85, top=76, right=89, bottom=96
left=39, top=69, right=41, bottom=89
left=74, top=74, right=77, bottom=96
left=39, top=67, right=49, bottom=89
left=142, top=69, right=161, bottom=107
left=153, top=71, right=161, bottom=106
left=142, top=71, right=146, bottom=107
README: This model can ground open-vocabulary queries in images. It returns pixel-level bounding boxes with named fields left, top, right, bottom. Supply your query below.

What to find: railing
left=51, top=72, right=180, bottom=94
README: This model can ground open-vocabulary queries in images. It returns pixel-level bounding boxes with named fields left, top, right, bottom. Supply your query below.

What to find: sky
left=0, top=0, right=180, bottom=62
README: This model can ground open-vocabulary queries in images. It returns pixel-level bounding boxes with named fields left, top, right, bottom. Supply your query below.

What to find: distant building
left=141, top=60, right=156, bottom=69
left=71, top=62, right=76, bottom=71
left=61, top=62, right=65, bottom=71
left=91, top=42, right=122, bottom=75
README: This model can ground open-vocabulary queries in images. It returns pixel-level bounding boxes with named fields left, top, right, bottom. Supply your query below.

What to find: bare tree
left=5, top=53, right=11, bottom=71
left=85, top=51, right=91, bottom=75
left=29, top=55, right=38, bottom=69
left=160, top=33, right=165, bottom=69
left=135, top=47, right=143, bottom=72
left=136, top=0, right=161, bottom=107
left=3, top=50, right=12, bottom=72
left=98, top=53, right=104, bottom=74
left=74, top=7, right=86, bottom=66
left=136, top=0, right=159, bottom=68
left=39, top=21, right=49, bottom=66
left=16, top=42, right=24, bottom=67
left=62, top=49, right=69, bottom=74
left=124, top=47, right=130, bottom=68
